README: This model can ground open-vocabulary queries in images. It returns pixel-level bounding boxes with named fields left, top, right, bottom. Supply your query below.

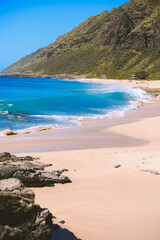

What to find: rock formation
left=0, top=152, right=71, bottom=187
left=0, top=178, right=52, bottom=240
left=0, top=152, right=72, bottom=240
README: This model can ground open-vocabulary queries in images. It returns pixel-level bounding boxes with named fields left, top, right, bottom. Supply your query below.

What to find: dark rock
left=0, top=225, right=23, bottom=240
left=0, top=152, right=37, bottom=162
left=0, top=163, right=71, bottom=187
left=61, top=168, right=69, bottom=173
left=0, top=178, right=52, bottom=240
left=12, top=170, right=56, bottom=187
left=0, top=161, right=46, bottom=179
left=0, top=152, right=12, bottom=162
left=114, top=165, right=121, bottom=168
left=59, top=220, right=65, bottom=224
left=0, top=154, right=71, bottom=187
left=5, top=130, right=17, bottom=136
left=0, top=153, right=73, bottom=240
left=0, top=178, right=35, bottom=226
left=43, top=171, right=71, bottom=184
left=13, top=155, right=35, bottom=162
left=141, top=169, right=160, bottom=175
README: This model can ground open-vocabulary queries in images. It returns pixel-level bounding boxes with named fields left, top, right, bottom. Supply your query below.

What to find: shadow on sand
left=52, top=226, right=81, bottom=240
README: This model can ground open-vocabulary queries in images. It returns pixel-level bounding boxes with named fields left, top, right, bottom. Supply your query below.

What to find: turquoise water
left=0, top=77, right=148, bottom=134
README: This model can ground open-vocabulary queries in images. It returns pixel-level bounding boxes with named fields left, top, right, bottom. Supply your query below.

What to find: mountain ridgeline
left=2, top=0, right=160, bottom=79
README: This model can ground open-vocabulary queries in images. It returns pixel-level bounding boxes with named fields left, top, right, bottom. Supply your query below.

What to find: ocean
left=0, top=76, right=149, bottom=135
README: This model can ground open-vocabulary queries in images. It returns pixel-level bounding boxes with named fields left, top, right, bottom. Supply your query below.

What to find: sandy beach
left=74, top=78, right=160, bottom=92
left=1, top=79, right=160, bottom=240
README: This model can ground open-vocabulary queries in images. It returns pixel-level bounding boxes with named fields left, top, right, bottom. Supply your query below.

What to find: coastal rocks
left=0, top=178, right=34, bottom=225
left=0, top=152, right=11, bottom=162
left=0, top=152, right=71, bottom=187
left=12, top=169, right=71, bottom=187
left=0, top=178, right=52, bottom=240
left=3, top=129, right=18, bottom=136
left=0, top=153, right=72, bottom=239
left=0, top=152, right=36, bottom=162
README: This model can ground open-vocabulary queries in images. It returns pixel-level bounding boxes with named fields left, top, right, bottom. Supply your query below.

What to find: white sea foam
left=88, top=84, right=151, bottom=102
left=0, top=84, right=152, bottom=137
left=0, top=124, right=65, bottom=136
left=0, top=110, right=9, bottom=115
left=30, top=84, right=151, bottom=123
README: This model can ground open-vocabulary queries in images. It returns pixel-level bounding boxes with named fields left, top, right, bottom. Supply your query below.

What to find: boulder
left=0, top=178, right=52, bottom=240
left=4, top=130, right=18, bottom=136
left=0, top=178, right=34, bottom=226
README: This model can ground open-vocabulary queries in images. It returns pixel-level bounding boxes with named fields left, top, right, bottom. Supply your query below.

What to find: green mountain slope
left=2, top=0, right=160, bottom=79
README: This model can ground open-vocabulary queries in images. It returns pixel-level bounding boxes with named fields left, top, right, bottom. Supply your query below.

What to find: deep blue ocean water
left=0, top=77, right=148, bottom=134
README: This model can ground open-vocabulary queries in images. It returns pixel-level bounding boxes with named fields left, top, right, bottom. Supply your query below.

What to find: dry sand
left=31, top=113, right=160, bottom=240
left=77, top=78, right=160, bottom=91
left=1, top=79, right=160, bottom=240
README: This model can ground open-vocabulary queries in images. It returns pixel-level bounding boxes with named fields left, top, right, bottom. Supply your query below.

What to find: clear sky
left=0, top=0, right=129, bottom=72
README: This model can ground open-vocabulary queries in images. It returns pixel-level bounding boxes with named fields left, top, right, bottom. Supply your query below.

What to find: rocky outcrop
left=0, top=152, right=37, bottom=162
left=0, top=152, right=72, bottom=240
left=0, top=178, right=52, bottom=240
left=0, top=153, right=71, bottom=187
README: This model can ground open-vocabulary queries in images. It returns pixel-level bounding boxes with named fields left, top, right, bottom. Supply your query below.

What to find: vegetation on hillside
left=2, top=0, right=160, bottom=80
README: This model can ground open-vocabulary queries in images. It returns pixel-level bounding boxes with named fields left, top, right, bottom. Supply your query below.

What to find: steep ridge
left=2, top=0, right=160, bottom=79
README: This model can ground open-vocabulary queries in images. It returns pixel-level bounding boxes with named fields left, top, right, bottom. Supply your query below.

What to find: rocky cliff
left=2, top=0, right=160, bottom=79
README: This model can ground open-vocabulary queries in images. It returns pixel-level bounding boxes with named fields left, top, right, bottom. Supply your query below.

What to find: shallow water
left=0, top=76, right=148, bottom=134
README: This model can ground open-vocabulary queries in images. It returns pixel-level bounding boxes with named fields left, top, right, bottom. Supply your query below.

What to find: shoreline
left=76, top=77, right=160, bottom=92
left=1, top=73, right=160, bottom=92
left=12, top=100, right=160, bottom=240
left=1, top=76, right=160, bottom=240
left=0, top=99, right=160, bottom=154
left=0, top=76, right=159, bottom=138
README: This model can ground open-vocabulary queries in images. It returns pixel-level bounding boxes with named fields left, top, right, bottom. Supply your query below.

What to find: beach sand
left=77, top=78, right=160, bottom=92
left=0, top=79, right=160, bottom=240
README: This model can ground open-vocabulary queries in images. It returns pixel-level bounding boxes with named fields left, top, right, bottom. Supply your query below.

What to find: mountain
left=2, top=0, right=160, bottom=80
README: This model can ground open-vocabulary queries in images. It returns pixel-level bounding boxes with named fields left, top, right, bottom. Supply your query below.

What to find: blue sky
left=0, top=0, right=128, bottom=72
